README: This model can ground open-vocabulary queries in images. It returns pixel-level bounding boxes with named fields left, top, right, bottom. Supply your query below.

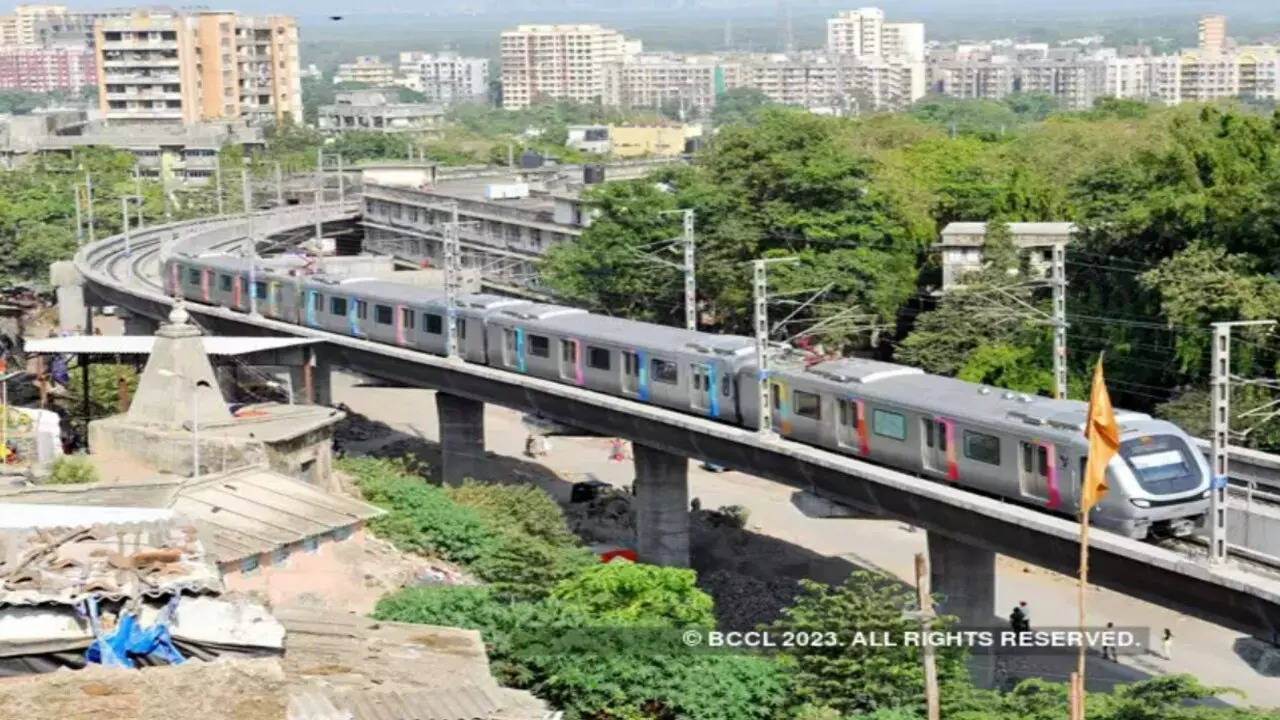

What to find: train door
left=922, top=417, right=958, bottom=481
left=559, top=338, right=583, bottom=384
left=502, top=327, right=526, bottom=371
left=835, top=398, right=868, bottom=453
left=621, top=351, right=641, bottom=396
left=690, top=362, right=712, bottom=412
left=268, top=281, right=280, bottom=317
left=395, top=305, right=412, bottom=345
left=1019, top=441, right=1050, bottom=502
left=305, top=290, right=319, bottom=327
left=232, top=277, right=243, bottom=309
left=770, top=378, right=789, bottom=434
left=201, top=269, right=211, bottom=302
left=170, top=263, right=180, bottom=296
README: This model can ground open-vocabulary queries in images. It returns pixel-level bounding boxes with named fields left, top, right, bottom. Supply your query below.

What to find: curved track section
left=74, top=204, right=1280, bottom=640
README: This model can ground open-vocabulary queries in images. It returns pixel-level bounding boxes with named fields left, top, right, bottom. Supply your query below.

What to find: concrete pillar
left=50, top=261, right=85, bottom=333
left=633, top=443, right=690, bottom=567
left=312, top=354, right=332, bottom=406
left=288, top=366, right=307, bottom=405
left=121, top=313, right=158, bottom=336
left=927, top=531, right=996, bottom=628
left=436, top=392, right=485, bottom=486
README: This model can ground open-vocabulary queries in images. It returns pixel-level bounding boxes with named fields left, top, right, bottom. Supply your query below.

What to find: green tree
left=550, top=562, right=716, bottom=627
left=711, top=87, right=774, bottom=127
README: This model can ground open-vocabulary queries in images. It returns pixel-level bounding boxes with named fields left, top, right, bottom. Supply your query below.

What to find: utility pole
left=1052, top=242, right=1068, bottom=400
left=214, top=155, right=224, bottom=215
left=121, top=196, right=131, bottom=282
left=313, top=188, right=322, bottom=242
left=73, top=186, right=83, bottom=245
left=444, top=202, right=461, bottom=361
left=682, top=209, right=696, bottom=331
left=914, top=553, right=941, bottom=720
left=337, top=153, right=345, bottom=204
left=1208, top=319, right=1277, bottom=563
left=242, top=169, right=257, bottom=317
left=316, top=148, right=324, bottom=203
left=133, top=164, right=144, bottom=229
left=753, top=256, right=797, bottom=436
left=85, top=172, right=95, bottom=243
left=274, top=161, right=283, bottom=206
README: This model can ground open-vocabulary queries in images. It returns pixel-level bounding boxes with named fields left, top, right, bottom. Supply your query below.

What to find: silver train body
left=166, top=253, right=1211, bottom=539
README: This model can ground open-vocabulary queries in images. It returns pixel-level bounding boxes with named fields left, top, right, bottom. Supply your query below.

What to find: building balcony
left=100, top=38, right=178, bottom=50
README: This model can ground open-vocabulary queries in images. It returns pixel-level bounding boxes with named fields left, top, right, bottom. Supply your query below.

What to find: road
left=330, top=371, right=1276, bottom=704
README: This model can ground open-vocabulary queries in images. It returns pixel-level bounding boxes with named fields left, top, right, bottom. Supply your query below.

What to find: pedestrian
left=524, top=434, right=537, bottom=458
left=1162, top=628, right=1173, bottom=660
left=1101, top=622, right=1117, bottom=661
left=1010, top=603, right=1027, bottom=633
left=1019, top=601, right=1030, bottom=630
left=609, top=437, right=627, bottom=462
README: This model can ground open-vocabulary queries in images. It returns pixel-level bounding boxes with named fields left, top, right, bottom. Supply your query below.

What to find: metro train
left=165, top=252, right=1212, bottom=540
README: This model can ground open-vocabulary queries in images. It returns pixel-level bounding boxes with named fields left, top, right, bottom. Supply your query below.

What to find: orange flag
left=1082, top=357, right=1120, bottom=513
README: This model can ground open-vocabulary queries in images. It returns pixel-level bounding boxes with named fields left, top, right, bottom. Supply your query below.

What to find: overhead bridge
left=71, top=204, right=1280, bottom=643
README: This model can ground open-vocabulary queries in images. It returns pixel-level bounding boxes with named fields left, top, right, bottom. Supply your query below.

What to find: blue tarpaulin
left=81, top=596, right=185, bottom=668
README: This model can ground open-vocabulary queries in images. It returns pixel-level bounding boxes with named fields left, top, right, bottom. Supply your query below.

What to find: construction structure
left=93, top=9, right=301, bottom=126
left=332, top=54, right=394, bottom=86
left=318, top=89, right=445, bottom=135
left=935, top=221, right=1076, bottom=291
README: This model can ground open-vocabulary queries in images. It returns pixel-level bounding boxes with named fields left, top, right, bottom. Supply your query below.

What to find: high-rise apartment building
left=500, top=24, right=636, bottom=109
left=614, top=53, right=741, bottom=115
left=94, top=10, right=301, bottom=126
left=397, top=51, right=489, bottom=103
left=1198, top=14, right=1226, bottom=53
left=881, top=21, right=925, bottom=63
left=740, top=52, right=924, bottom=112
left=0, top=43, right=91, bottom=91
left=826, top=8, right=884, bottom=57
left=333, top=55, right=395, bottom=86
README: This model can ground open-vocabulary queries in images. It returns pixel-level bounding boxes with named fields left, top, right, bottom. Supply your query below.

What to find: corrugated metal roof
left=0, top=503, right=174, bottom=529
left=24, top=335, right=321, bottom=356
left=0, top=515, right=222, bottom=607
left=170, top=468, right=383, bottom=563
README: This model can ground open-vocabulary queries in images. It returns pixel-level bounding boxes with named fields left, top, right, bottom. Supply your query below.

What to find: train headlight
left=1201, top=490, right=1211, bottom=499
left=1130, top=499, right=1152, bottom=508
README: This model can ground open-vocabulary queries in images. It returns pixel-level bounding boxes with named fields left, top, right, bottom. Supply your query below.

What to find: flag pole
left=1075, top=498, right=1090, bottom=718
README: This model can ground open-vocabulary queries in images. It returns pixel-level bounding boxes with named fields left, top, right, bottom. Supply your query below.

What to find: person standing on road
left=609, top=438, right=628, bottom=462
left=1010, top=603, right=1028, bottom=633
left=1101, top=622, right=1117, bottom=661
left=1162, top=628, right=1173, bottom=660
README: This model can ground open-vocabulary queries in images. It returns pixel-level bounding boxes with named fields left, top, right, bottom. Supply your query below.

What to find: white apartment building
left=615, top=53, right=742, bottom=115
left=930, top=57, right=1016, bottom=101
left=334, top=55, right=395, bottom=86
left=827, top=7, right=924, bottom=63
left=397, top=51, right=488, bottom=104
left=741, top=52, right=925, bottom=112
left=826, top=8, right=883, bottom=58
left=1102, top=56, right=1149, bottom=99
left=500, top=24, right=636, bottom=109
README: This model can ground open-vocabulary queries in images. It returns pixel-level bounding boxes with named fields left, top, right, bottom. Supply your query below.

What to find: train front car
left=1087, top=416, right=1211, bottom=539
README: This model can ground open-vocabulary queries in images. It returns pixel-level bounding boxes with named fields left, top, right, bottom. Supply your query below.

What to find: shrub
left=551, top=561, right=716, bottom=628
left=716, top=504, right=751, bottom=529
left=46, top=454, right=98, bottom=485
left=446, top=481, right=581, bottom=547
left=470, top=532, right=597, bottom=602
left=340, top=457, right=496, bottom=564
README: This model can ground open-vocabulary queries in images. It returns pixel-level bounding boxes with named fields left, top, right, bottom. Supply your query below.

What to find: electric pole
left=682, top=209, right=696, bottom=331
left=753, top=256, right=798, bottom=436
left=73, top=186, right=83, bottom=245
left=444, top=202, right=462, bottom=361
left=85, top=172, right=94, bottom=243
left=1209, top=319, right=1277, bottom=563
left=121, top=196, right=131, bottom=282
left=337, top=153, right=345, bottom=204
left=214, top=156, right=224, bottom=215
left=243, top=169, right=257, bottom=317
left=1052, top=243, right=1068, bottom=400
left=274, top=161, right=284, bottom=206
left=133, top=164, right=144, bottom=230
left=316, top=148, right=324, bottom=203
left=313, top=188, right=322, bottom=242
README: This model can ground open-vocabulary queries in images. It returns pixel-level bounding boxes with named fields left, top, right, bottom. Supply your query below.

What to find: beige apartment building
left=614, top=53, right=742, bottom=115
left=1199, top=14, right=1226, bottom=53
left=333, top=55, right=394, bottom=86
left=94, top=9, right=301, bottom=126
left=740, top=52, right=925, bottom=111
left=0, top=3, right=66, bottom=46
left=500, top=23, right=634, bottom=109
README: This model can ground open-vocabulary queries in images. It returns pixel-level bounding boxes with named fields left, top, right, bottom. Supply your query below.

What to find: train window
left=1022, top=444, right=1049, bottom=476
left=424, top=313, right=442, bottom=334
left=771, top=383, right=781, bottom=410
left=561, top=339, right=576, bottom=363
left=1022, top=443, right=1033, bottom=473
left=356, top=301, right=368, bottom=320
left=253, top=282, right=266, bottom=299
left=331, top=297, right=347, bottom=315
left=723, top=375, right=732, bottom=397
left=587, top=346, right=611, bottom=370
left=923, top=419, right=934, bottom=448
left=529, top=334, right=549, bottom=357
left=623, top=351, right=639, bottom=376
left=375, top=305, right=393, bottom=325
left=187, top=268, right=200, bottom=284
left=458, top=319, right=467, bottom=339
left=312, top=293, right=323, bottom=311
left=219, top=274, right=232, bottom=292
left=872, top=409, right=906, bottom=441
left=401, top=307, right=415, bottom=330
left=964, top=431, right=1001, bottom=466
left=794, top=390, right=821, bottom=420
left=1038, top=446, right=1049, bottom=476
left=651, top=358, right=678, bottom=384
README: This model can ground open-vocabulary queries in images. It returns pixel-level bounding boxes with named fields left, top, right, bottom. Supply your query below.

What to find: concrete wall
left=263, top=426, right=336, bottom=489
left=89, top=416, right=266, bottom=476
left=219, top=524, right=375, bottom=610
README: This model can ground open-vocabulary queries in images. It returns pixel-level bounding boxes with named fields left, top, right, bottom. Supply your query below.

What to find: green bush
left=470, top=532, right=597, bottom=602
left=46, top=454, right=98, bottom=485
left=716, top=504, right=751, bottom=529
left=551, top=561, right=716, bottom=628
left=446, top=481, right=581, bottom=547
left=340, top=457, right=496, bottom=564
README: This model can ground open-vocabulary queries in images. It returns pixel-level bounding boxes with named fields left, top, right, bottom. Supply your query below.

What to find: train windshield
left=1119, top=435, right=1202, bottom=495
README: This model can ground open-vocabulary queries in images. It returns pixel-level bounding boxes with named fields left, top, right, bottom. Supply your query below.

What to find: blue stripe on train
left=347, top=297, right=360, bottom=336
left=305, top=291, right=317, bottom=327
left=708, top=363, right=719, bottom=418
left=515, top=327, right=526, bottom=373
left=638, top=350, right=649, bottom=402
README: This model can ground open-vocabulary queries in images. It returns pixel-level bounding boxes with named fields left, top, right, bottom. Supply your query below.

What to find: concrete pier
left=928, top=531, right=997, bottom=627
left=436, top=392, right=485, bottom=486
left=633, top=443, right=690, bottom=567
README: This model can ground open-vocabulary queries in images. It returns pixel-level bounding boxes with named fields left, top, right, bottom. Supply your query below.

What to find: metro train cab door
left=690, top=362, right=712, bottom=412
left=621, top=351, right=641, bottom=396
left=922, top=417, right=958, bottom=481
left=835, top=398, right=868, bottom=454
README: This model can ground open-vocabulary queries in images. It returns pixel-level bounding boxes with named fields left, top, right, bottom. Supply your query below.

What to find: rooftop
left=0, top=466, right=381, bottom=564
left=24, top=335, right=321, bottom=357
